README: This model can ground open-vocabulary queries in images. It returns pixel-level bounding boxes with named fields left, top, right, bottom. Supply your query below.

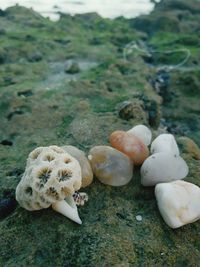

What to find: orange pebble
left=109, top=130, right=149, bottom=165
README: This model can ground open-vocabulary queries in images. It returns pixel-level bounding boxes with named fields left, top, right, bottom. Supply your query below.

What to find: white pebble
left=140, top=152, right=188, bottom=186
left=128, top=124, right=152, bottom=146
left=136, top=215, right=143, bottom=222
left=155, top=180, right=200, bottom=228
left=151, top=133, right=179, bottom=156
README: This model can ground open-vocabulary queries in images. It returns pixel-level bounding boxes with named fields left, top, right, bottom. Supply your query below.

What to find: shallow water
left=0, top=0, right=158, bottom=20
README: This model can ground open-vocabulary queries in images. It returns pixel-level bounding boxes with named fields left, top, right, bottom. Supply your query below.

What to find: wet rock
left=3, top=76, right=16, bottom=86
left=28, top=52, right=43, bottom=62
left=151, top=133, right=179, bottom=156
left=177, top=137, right=200, bottom=160
left=6, top=168, right=23, bottom=177
left=117, top=100, right=147, bottom=123
left=161, top=120, right=186, bottom=136
left=54, top=38, right=71, bottom=45
left=134, top=94, right=161, bottom=127
left=105, top=78, right=128, bottom=93
left=115, top=61, right=136, bottom=76
left=132, top=14, right=180, bottom=35
left=74, top=12, right=102, bottom=25
left=65, top=61, right=80, bottom=74
left=127, top=125, right=152, bottom=146
left=155, top=0, right=200, bottom=14
left=89, top=37, right=103, bottom=45
left=176, top=34, right=200, bottom=46
left=0, top=2, right=199, bottom=266
left=0, top=198, right=17, bottom=219
left=7, top=109, right=24, bottom=120
left=0, top=28, right=6, bottom=35
left=7, top=106, right=31, bottom=120
left=25, top=34, right=36, bottom=41
left=0, top=9, right=5, bottom=16
left=177, top=74, right=200, bottom=96
left=155, top=180, right=200, bottom=228
left=0, top=49, right=6, bottom=64
left=17, top=90, right=33, bottom=97
left=111, top=34, right=133, bottom=47
left=141, top=152, right=189, bottom=186
left=132, top=0, right=200, bottom=35
left=89, top=146, right=133, bottom=186
left=150, top=70, right=171, bottom=103
left=145, top=99, right=161, bottom=127
left=110, top=130, right=149, bottom=165
left=70, top=114, right=120, bottom=146
left=5, top=6, right=46, bottom=26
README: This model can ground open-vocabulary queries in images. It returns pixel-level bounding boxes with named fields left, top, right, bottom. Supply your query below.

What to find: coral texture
left=16, top=146, right=82, bottom=210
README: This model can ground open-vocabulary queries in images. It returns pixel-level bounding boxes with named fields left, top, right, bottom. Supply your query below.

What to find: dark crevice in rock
left=0, top=9, right=6, bottom=16
left=17, top=90, right=33, bottom=97
left=0, top=140, right=13, bottom=146
left=6, top=168, right=23, bottom=177
left=7, top=106, right=31, bottom=120
left=0, top=198, right=17, bottom=219
left=54, top=38, right=71, bottom=45
left=7, top=110, right=24, bottom=120
left=3, top=76, right=16, bottom=86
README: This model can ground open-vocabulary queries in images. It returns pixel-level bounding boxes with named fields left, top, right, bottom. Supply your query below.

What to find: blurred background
left=0, top=1, right=200, bottom=266
left=0, top=0, right=160, bottom=20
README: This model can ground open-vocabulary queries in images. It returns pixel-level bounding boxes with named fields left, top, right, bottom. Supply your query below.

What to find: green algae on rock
left=0, top=0, right=200, bottom=266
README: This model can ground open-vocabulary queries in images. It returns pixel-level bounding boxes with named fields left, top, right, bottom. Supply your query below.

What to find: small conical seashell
left=109, top=130, right=149, bottom=165
left=52, top=197, right=82, bottom=225
left=141, top=152, right=188, bottom=186
left=62, top=145, right=93, bottom=188
left=88, top=146, right=133, bottom=186
left=127, top=125, right=152, bottom=146
left=155, top=180, right=200, bottom=228
left=151, top=134, right=179, bottom=156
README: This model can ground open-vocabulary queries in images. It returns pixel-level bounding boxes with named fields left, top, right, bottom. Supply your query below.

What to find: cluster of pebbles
left=16, top=125, right=200, bottom=228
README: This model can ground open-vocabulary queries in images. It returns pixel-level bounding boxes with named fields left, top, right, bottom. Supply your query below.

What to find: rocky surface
left=0, top=0, right=200, bottom=266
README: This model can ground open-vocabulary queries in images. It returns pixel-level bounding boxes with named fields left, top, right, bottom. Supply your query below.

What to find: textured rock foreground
left=0, top=0, right=200, bottom=266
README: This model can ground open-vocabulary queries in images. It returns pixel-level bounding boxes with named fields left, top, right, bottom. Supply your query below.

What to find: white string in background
left=123, top=41, right=191, bottom=72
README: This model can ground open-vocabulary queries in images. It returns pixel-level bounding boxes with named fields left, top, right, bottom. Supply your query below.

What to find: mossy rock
left=65, top=62, right=80, bottom=74
left=132, top=14, right=180, bottom=35
left=0, top=1, right=200, bottom=266
left=155, top=0, right=200, bottom=14
left=177, top=74, right=200, bottom=96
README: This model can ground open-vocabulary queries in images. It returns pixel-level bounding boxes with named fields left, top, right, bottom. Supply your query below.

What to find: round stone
left=88, top=145, right=133, bottom=186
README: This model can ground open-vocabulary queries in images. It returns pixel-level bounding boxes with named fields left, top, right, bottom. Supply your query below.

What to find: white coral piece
left=16, top=146, right=83, bottom=224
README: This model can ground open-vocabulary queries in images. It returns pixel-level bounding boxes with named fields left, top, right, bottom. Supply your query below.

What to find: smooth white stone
left=136, top=215, right=143, bottom=222
left=155, top=180, right=200, bottom=228
left=127, top=124, right=152, bottom=146
left=151, top=134, right=179, bottom=156
left=141, top=152, right=188, bottom=186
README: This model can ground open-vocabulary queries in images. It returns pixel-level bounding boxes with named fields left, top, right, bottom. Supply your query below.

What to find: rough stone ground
left=0, top=1, right=200, bottom=266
